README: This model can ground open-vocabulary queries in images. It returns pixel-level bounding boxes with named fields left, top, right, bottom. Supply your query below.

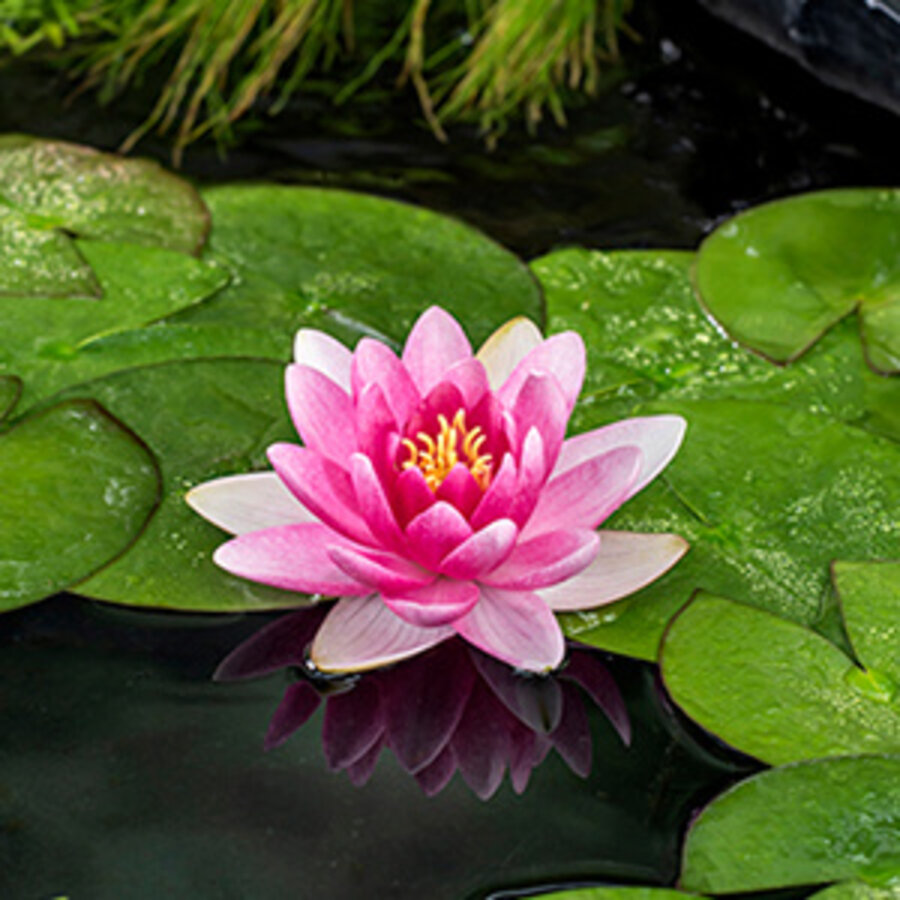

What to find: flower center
left=401, top=409, right=493, bottom=492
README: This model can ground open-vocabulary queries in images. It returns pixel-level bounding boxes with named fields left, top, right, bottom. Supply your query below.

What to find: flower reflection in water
left=216, top=607, right=630, bottom=799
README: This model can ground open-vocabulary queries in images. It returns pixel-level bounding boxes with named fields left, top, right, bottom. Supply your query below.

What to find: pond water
left=1, top=2, right=897, bottom=898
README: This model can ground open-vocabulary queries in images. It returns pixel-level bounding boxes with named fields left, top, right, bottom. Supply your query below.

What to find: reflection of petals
left=322, top=679, right=383, bottom=769
left=551, top=682, right=593, bottom=778
left=265, top=682, right=321, bottom=750
left=451, top=681, right=512, bottom=800
left=562, top=651, right=631, bottom=746
left=414, top=745, right=457, bottom=797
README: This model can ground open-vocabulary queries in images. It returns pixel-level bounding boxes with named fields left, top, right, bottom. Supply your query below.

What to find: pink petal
left=268, top=443, right=375, bottom=546
left=453, top=586, right=565, bottom=672
left=522, top=445, right=643, bottom=538
left=552, top=414, right=687, bottom=500
left=186, top=472, right=315, bottom=535
left=538, top=531, right=689, bottom=610
left=354, top=382, right=398, bottom=481
left=480, top=529, right=600, bottom=590
left=475, top=316, right=544, bottom=390
left=285, top=364, right=356, bottom=465
left=440, top=519, right=519, bottom=580
left=393, top=466, right=436, bottom=528
left=293, top=329, right=352, bottom=392
left=382, top=579, right=479, bottom=627
left=506, top=427, right=547, bottom=527
left=213, top=524, right=371, bottom=595
left=264, top=682, right=322, bottom=750
left=401, top=306, right=473, bottom=394
left=322, top=679, right=383, bottom=768
left=350, top=453, right=405, bottom=551
left=469, top=452, right=518, bottom=530
left=436, top=357, right=490, bottom=409
left=351, top=338, right=420, bottom=427
left=405, top=501, right=473, bottom=570
left=497, top=331, right=586, bottom=413
left=328, top=544, right=435, bottom=594
left=435, top=464, right=482, bottom=519
left=509, top=372, right=568, bottom=470
left=310, top=597, right=454, bottom=672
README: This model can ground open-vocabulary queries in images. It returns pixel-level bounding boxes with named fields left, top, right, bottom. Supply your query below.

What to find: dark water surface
left=1, top=1, right=897, bottom=897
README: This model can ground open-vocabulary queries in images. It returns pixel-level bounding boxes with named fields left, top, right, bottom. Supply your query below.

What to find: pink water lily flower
left=187, top=307, right=688, bottom=673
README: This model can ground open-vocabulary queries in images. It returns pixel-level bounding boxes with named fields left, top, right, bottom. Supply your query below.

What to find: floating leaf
left=54, top=359, right=308, bottom=612
left=694, top=188, right=900, bottom=374
left=0, top=399, right=161, bottom=613
left=809, top=882, right=900, bottom=900
left=661, top=592, right=900, bottom=765
left=0, top=240, right=229, bottom=412
left=532, top=248, right=900, bottom=442
left=563, top=398, right=900, bottom=660
left=0, top=375, right=20, bottom=421
left=680, top=755, right=900, bottom=893
left=533, top=889, right=706, bottom=900
left=193, top=186, right=545, bottom=346
left=0, top=135, right=209, bottom=297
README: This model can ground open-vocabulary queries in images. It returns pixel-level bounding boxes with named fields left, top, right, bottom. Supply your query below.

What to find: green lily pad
left=0, top=135, right=209, bottom=297
left=0, top=240, right=229, bottom=412
left=52, top=358, right=310, bottom=612
left=0, top=399, right=161, bottom=612
left=0, top=375, right=21, bottom=421
left=693, top=188, right=900, bottom=374
left=533, top=890, right=706, bottom=900
left=192, top=185, right=545, bottom=346
left=532, top=248, right=900, bottom=442
left=680, top=755, right=900, bottom=893
left=562, top=398, right=900, bottom=660
left=661, top=592, right=900, bottom=765
left=836, top=560, right=900, bottom=685
left=809, top=882, right=900, bottom=900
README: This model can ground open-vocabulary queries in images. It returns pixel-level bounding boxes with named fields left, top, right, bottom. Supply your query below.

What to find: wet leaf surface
left=680, top=755, right=900, bottom=893
left=0, top=399, right=160, bottom=612
left=0, top=374, right=20, bottom=421
left=533, top=889, right=707, bottom=899
left=693, top=188, right=900, bottom=374
left=0, top=135, right=209, bottom=297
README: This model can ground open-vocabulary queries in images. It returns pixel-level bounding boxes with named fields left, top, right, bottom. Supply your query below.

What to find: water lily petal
left=440, top=519, right=519, bottom=579
left=401, top=306, right=473, bottom=394
left=435, top=463, right=482, bottom=519
left=382, top=579, right=479, bottom=627
left=268, top=443, right=375, bottom=546
left=539, top=531, right=689, bottom=611
left=322, top=679, right=383, bottom=769
left=405, top=501, right=473, bottom=569
left=480, top=529, right=600, bottom=590
left=350, top=453, right=405, bottom=550
left=453, top=586, right=565, bottom=672
left=476, top=316, right=544, bottom=390
left=507, top=427, right=546, bottom=527
left=265, top=682, right=323, bottom=750
left=393, top=466, right=436, bottom=528
left=436, top=357, right=490, bottom=410
left=329, top=544, right=435, bottom=594
left=497, top=331, right=585, bottom=412
left=213, top=524, right=371, bottom=595
left=553, top=414, right=687, bottom=499
left=311, top=597, right=454, bottom=672
left=186, top=471, right=315, bottom=535
left=355, top=382, right=398, bottom=481
left=523, top=445, right=643, bottom=538
left=285, top=363, right=356, bottom=464
left=351, top=338, right=420, bottom=426
left=293, top=328, right=352, bottom=392
left=510, top=372, right=568, bottom=471
left=469, top=452, right=518, bottom=530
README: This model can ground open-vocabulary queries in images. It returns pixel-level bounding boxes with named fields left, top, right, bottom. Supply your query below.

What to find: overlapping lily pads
left=693, top=188, right=900, bottom=374
left=51, top=358, right=310, bottom=612
left=192, top=185, right=545, bottom=347
left=0, top=399, right=161, bottom=612
left=0, top=135, right=209, bottom=297
left=680, top=755, right=900, bottom=893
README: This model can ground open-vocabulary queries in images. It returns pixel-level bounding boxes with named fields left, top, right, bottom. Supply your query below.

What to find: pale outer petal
left=311, top=597, right=455, bottom=673
left=186, top=472, right=317, bottom=535
left=538, top=531, right=689, bottom=611
left=293, top=329, right=353, bottom=392
left=475, top=316, right=543, bottom=390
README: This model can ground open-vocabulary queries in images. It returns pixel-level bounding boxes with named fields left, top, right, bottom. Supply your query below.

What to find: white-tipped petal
left=293, top=329, right=353, bottom=392
left=186, top=472, right=317, bottom=534
left=476, top=316, right=543, bottom=390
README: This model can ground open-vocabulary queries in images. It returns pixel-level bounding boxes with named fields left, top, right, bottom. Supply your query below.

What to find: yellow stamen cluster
left=401, top=409, right=493, bottom=492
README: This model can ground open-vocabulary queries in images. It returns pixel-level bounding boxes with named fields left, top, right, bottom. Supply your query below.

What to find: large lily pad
left=52, top=358, right=309, bottom=612
left=810, top=883, right=900, bottom=900
left=562, top=398, right=900, bottom=660
left=660, top=592, right=900, bottom=765
left=0, top=135, right=209, bottom=297
left=532, top=248, right=900, bottom=442
left=534, top=890, right=706, bottom=899
left=0, top=399, right=161, bottom=612
left=693, top=188, right=900, bottom=374
left=0, top=375, right=20, bottom=422
left=192, top=185, right=545, bottom=347
left=0, top=239, right=229, bottom=411
left=680, top=755, right=900, bottom=893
